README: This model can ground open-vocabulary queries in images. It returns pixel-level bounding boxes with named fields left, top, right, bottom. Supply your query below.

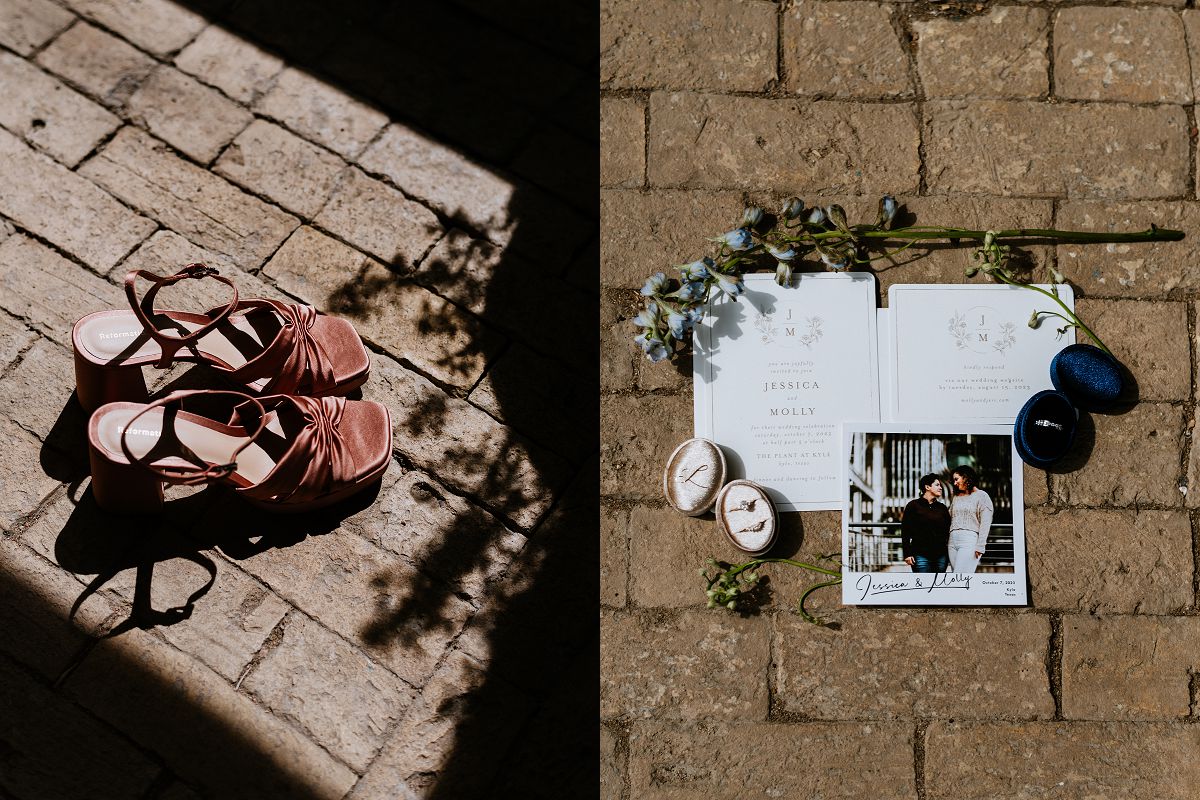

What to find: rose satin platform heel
left=73, top=264, right=371, bottom=412
left=87, top=390, right=392, bottom=514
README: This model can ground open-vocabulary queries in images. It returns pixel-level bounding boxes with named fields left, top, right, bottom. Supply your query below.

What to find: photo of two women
left=846, top=432, right=1017, bottom=575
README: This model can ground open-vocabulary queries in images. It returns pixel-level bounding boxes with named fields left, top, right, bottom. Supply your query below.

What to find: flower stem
left=843, top=225, right=1184, bottom=244
left=990, top=271, right=1113, bottom=356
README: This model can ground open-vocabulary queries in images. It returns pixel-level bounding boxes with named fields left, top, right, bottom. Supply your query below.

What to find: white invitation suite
left=887, top=284, right=1074, bottom=424
left=694, top=273, right=878, bottom=511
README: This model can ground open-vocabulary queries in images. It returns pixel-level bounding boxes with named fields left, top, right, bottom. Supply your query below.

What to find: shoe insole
left=94, top=404, right=293, bottom=487
left=76, top=309, right=281, bottom=382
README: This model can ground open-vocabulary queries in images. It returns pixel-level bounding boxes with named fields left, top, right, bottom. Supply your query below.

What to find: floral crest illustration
left=798, top=316, right=823, bottom=349
left=754, top=308, right=778, bottom=343
left=949, top=311, right=969, bottom=350
left=992, top=321, right=1017, bottom=354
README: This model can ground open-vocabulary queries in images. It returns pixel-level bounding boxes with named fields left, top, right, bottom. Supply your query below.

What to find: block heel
left=88, top=440, right=164, bottom=514
left=74, top=348, right=148, bottom=412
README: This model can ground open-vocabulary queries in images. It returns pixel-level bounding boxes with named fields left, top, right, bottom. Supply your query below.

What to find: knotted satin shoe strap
left=119, top=390, right=268, bottom=485
left=124, top=264, right=240, bottom=368
left=222, top=300, right=338, bottom=396
left=234, top=395, right=356, bottom=504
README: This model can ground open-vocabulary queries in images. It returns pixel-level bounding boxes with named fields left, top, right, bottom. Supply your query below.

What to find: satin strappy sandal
left=72, top=264, right=371, bottom=412
left=87, top=390, right=392, bottom=514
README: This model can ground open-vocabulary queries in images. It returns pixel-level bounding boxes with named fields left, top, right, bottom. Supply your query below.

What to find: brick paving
left=602, top=2, right=1200, bottom=798
left=0, top=1, right=595, bottom=799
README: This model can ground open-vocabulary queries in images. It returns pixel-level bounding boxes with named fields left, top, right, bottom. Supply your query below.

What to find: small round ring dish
left=715, top=479, right=778, bottom=555
left=662, top=437, right=726, bottom=516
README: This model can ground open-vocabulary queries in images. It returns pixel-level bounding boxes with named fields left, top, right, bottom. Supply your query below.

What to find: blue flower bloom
left=674, top=281, right=706, bottom=302
left=781, top=197, right=804, bottom=220
left=640, top=272, right=668, bottom=296
left=632, top=301, right=659, bottom=329
left=767, top=244, right=796, bottom=261
left=775, top=261, right=793, bottom=286
left=879, top=195, right=897, bottom=227
left=820, top=250, right=850, bottom=271
left=716, top=228, right=753, bottom=251
left=679, top=257, right=713, bottom=281
left=634, top=332, right=669, bottom=362
left=742, top=207, right=763, bottom=227
left=806, top=208, right=825, bottom=225
left=712, top=270, right=745, bottom=299
left=666, top=306, right=705, bottom=339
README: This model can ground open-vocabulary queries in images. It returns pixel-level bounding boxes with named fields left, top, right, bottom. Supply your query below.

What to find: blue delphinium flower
left=820, top=250, right=850, bottom=271
left=767, top=244, right=796, bottom=261
left=674, top=281, right=706, bottom=302
left=742, top=207, right=763, bottom=227
left=679, top=257, right=713, bottom=282
left=634, top=332, right=669, bottom=362
left=715, top=228, right=753, bottom=251
left=640, top=271, right=668, bottom=296
left=667, top=307, right=705, bottom=339
left=878, top=195, right=897, bottom=228
left=712, top=269, right=745, bottom=299
left=632, top=301, right=659, bottom=329
left=806, top=208, right=825, bottom=226
left=775, top=261, right=792, bottom=286
left=781, top=197, right=804, bottom=220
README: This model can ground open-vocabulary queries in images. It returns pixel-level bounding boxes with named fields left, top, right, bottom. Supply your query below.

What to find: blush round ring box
left=715, top=479, right=778, bottom=555
left=663, top=437, right=726, bottom=516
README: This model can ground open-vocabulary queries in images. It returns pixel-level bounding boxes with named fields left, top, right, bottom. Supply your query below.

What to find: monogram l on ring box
left=693, top=275, right=1074, bottom=606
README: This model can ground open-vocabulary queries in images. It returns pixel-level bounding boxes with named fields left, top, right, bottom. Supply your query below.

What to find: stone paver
left=263, top=226, right=500, bottom=389
left=61, top=0, right=206, bottom=57
left=339, top=466, right=527, bottom=605
left=314, top=167, right=442, bottom=268
left=914, top=7, right=1049, bottom=99
left=1062, top=614, right=1200, bottom=720
left=0, top=234, right=125, bottom=348
left=359, top=351, right=568, bottom=529
left=628, top=720, right=916, bottom=799
left=599, top=97, right=644, bottom=188
left=80, top=127, right=298, bottom=268
left=650, top=93, right=921, bottom=193
left=600, top=0, right=776, bottom=92
left=601, top=289, right=637, bottom=390
left=0, top=50, right=120, bottom=167
left=600, top=393, right=693, bottom=499
left=174, top=25, right=284, bottom=104
left=600, top=724, right=622, bottom=800
left=1056, top=201, right=1200, bottom=297
left=126, top=65, right=253, bottom=163
left=600, top=609, right=770, bottom=720
left=0, top=128, right=155, bottom=272
left=925, top=101, right=1189, bottom=198
left=783, top=1, right=911, bottom=98
left=926, top=722, right=1200, bottom=799
left=64, top=627, right=358, bottom=799
left=215, top=119, right=344, bottom=217
left=1076, top=299, right=1189, bottom=402
left=243, top=612, right=416, bottom=771
left=358, top=123, right=514, bottom=241
left=0, top=313, right=35, bottom=371
left=774, top=611, right=1054, bottom=719
left=1026, top=509, right=1192, bottom=614
left=1055, top=8, right=1191, bottom=104
left=255, top=67, right=389, bottom=159
left=0, top=419, right=61, bottom=530
left=0, top=0, right=74, bottom=56
left=36, top=20, right=156, bottom=108
left=600, top=505, right=628, bottom=608
left=0, top=649, right=162, bottom=800
left=1049, top=403, right=1184, bottom=507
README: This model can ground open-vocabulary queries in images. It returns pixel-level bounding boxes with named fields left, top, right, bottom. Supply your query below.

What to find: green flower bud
left=726, top=600, right=737, bottom=610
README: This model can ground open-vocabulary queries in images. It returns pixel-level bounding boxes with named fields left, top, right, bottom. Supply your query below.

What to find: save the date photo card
left=887, top=284, right=1075, bottom=423
left=694, top=272, right=878, bottom=511
left=841, top=422, right=1027, bottom=606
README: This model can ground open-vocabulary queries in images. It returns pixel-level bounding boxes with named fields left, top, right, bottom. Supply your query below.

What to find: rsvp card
left=694, top=273, right=878, bottom=511
left=887, top=284, right=1074, bottom=424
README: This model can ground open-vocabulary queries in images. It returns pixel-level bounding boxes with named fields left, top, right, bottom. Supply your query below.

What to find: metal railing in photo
left=846, top=522, right=1016, bottom=573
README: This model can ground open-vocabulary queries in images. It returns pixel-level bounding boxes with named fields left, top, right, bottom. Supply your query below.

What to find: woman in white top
left=947, top=465, right=993, bottom=574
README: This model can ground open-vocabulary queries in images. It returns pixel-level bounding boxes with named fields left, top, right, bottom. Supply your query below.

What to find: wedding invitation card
left=887, top=284, right=1074, bottom=423
left=841, top=422, right=1027, bottom=606
left=693, top=273, right=878, bottom=511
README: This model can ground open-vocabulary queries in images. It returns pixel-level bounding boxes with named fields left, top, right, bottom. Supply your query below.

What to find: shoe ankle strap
left=124, top=264, right=240, bottom=367
left=119, top=390, right=268, bottom=485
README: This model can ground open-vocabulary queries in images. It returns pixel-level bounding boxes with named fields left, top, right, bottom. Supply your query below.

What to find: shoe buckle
left=179, top=263, right=219, bottom=279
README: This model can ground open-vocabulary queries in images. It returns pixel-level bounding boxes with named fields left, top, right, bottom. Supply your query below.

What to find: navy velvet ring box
left=1014, top=344, right=1125, bottom=468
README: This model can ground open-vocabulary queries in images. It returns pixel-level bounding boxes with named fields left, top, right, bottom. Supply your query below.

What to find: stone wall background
left=601, top=1, right=1200, bottom=797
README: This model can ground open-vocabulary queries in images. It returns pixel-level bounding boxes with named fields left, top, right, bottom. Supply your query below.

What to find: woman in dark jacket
left=901, top=473, right=950, bottom=573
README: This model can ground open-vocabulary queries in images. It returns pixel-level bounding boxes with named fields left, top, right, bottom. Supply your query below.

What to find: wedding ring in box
left=662, top=438, right=726, bottom=516
left=715, top=479, right=777, bottom=555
